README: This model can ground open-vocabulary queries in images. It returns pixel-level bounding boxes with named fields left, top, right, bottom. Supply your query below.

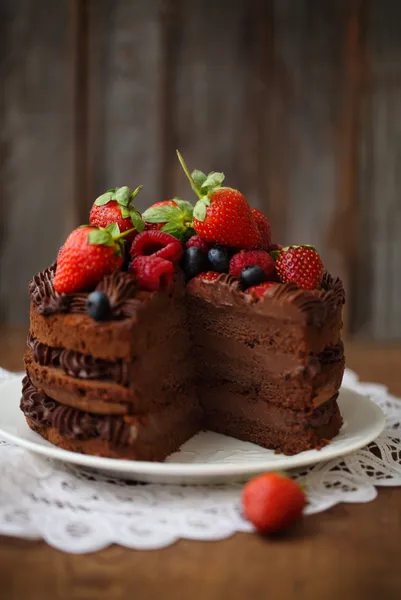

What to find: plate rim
left=0, top=377, right=386, bottom=478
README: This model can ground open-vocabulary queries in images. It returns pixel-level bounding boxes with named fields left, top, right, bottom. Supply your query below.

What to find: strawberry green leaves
left=94, top=185, right=145, bottom=232
left=87, top=223, right=137, bottom=256
left=142, top=198, right=195, bottom=241
left=176, top=150, right=225, bottom=223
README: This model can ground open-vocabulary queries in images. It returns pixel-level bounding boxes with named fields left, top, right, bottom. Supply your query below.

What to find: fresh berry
left=194, top=271, right=220, bottom=282
left=86, top=291, right=111, bottom=321
left=130, top=230, right=183, bottom=263
left=251, top=208, right=272, bottom=250
left=229, top=250, right=276, bottom=280
left=242, top=473, right=306, bottom=534
left=144, top=200, right=178, bottom=231
left=176, top=151, right=262, bottom=249
left=54, top=224, right=129, bottom=294
left=142, top=199, right=195, bottom=241
left=184, top=235, right=209, bottom=254
left=130, top=256, right=174, bottom=293
left=182, top=246, right=209, bottom=280
left=208, top=247, right=230, bottom=273
left=245, top=282, right=278, bottom=297
left=275, top=245, right=323, bottom=290
left=268, top=243, right=283, bottom=253
left=240, top=265, right=266, bottom=289
left=90, top=186, right=144, bottom=243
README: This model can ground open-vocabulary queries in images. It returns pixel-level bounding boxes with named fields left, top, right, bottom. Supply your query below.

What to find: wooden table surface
left=0, top=328, right=400, bottom=600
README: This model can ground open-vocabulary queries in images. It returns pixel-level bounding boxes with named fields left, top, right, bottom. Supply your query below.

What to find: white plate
left=0, top=377, right=385, bottom=484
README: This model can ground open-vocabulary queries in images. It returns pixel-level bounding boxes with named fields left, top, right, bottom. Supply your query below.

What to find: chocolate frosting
left=27, top=334, right=130, bottom=385
left=21, top=376, right=137, bottom=445
left=29, top=266, right=141, bottom=319
left=187, top=270, right=345, bottom=326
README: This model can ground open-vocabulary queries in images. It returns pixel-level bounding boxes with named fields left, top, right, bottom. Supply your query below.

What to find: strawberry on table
left=142, top=198, right=195, bottom=241
left=176, top=151, right=262, bottom=249
left=54, top=224, right=132, bottom=294
left=274, top=245, right=323, bottom=290
left=242, top=472, right=306, bottom=534
left=90, top=185, right=145, bottom=243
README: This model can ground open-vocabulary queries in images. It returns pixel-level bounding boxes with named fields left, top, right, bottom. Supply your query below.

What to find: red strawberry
left=54, top=224, right=129, bottom=294
left=245, top=282, right=278, bottom=297
left=229, top=250, right=276, bottom=280
left=142, top=198, right=195, bottom=241
left=176, top=151, right=262, bottom=249
left=275, top=245, right=323, bottom=290
left=184, top=235, right=210, bottom=254
left=130, top=230, right=183, bottom=263
left=251, top=208, right=271, bottom=250
left=144, top=200, right=178, bottom=231
left=130, top=255, right=174, bottom=293
left=194, top=271, right=220, bottom=282
left=242, top=472, right=306, bottom=534
left=90, top=186, right=144, bottom=243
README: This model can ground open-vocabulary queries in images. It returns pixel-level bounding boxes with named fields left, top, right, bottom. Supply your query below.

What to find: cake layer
left=204, top=396, right=342, bottom=455
left=25, top=350, right=194, bottom=415
left=21, top=377, right=201, bottom=461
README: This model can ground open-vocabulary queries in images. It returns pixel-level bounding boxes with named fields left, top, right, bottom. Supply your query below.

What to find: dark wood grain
left=0, top=0, right=72, bottom=325
left=0, top=328, right=400, bottom=600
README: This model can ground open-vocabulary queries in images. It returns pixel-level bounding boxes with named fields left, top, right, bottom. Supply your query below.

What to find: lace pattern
left=0, top=367, right=400, bottom=553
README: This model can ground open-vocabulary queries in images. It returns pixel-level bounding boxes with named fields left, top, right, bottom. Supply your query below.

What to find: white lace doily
left=0, top=367, right=400, bottom=553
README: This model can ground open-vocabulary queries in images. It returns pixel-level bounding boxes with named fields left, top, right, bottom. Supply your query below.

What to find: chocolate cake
left=21, top=156, right=345, bottom=460
left=22, top=266, right=344, bottom=460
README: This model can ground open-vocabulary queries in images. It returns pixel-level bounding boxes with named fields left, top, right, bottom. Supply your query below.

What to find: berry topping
left=207, top=247, right=230, bottom=273
left=90, top=186, right=144, bottom=243
left=194, top=271, right=220, bottom=282
left=229, top=250, right=276, bottom=280
left=86, top=291, right=111, bottom=321
left=251, top=208, right=272, bottom=250
left=130, top=230, right=183, bottom=263
left=54, top=224, right=130, bottom=294
left=184, top=235, right=210, bottom=254
left=130, top=256, right=174, bottom=293
left=142, top=199, right=195, bottom=241
left=242, top=472, right=306, bottom=534
left=182, top=246, right=209, bottom=280
left=240, top=265, right=266, bottom=289
left=176, top=151, right=262, bottom=249
left=275, top=245, right=323, bottom=290
left=245, top=282, right=278, bottom=297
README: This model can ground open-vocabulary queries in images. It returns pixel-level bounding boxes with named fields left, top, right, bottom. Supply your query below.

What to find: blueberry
left=86, top=291, right=111, bottom=321
left=182, top=247, right=209, bottom=279
left=240, top=265, right=266, bottom=289
left=208, top=247, right=230, bottom=273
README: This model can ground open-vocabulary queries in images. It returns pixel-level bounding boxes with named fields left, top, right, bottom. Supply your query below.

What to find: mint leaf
left=115, top=186, right=131, bottom=207
left=193, top=202, right=207, bottom=221
left=200, top=171, right=225, bottom=194
left=192, top=170, right=207, bottom=190
left=105, top=223, right=120, bottom=237
left=95, top=191, right=114, bottom=206
left=142, top=205, right=181, bottom=223
left=130, top=211, right=145, bottom=232
left=87, top=230, right=113, bottom=246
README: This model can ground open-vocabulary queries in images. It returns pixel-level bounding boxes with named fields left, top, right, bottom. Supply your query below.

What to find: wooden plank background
left=1, top=0, right=400, bottom=339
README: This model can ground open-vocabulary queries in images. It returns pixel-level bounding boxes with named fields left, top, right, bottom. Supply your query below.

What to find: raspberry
left=194, top=271, right=220, bottom=282
left=245, top=282, right=278, bottom=297
left=229, top=250, right=276, bottom=280
left=130, top=230, right=183, bottom=263
left=130, top=256, right=174, bottom=293
left=184, top=235, right=209, bottom=254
